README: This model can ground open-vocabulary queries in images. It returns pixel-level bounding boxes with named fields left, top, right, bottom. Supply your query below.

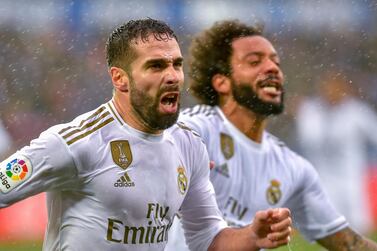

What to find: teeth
left=263, top=86, right=277, bottom=92
left=162, top=93, right=178, bottom=106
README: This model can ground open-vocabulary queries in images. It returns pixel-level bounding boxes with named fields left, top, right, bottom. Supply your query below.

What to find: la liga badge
left=0, top=155, right=33, bottom=193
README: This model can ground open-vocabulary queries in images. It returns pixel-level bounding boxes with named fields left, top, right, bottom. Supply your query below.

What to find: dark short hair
left=106, top=18, right=178, bottom=72
left=189, top=20, right=263, bottom=105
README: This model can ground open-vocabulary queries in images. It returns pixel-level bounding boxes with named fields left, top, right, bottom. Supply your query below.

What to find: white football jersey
left=166, top=105, right=347, bottom=251
left=0, top=100, right=227, bottom=251
left=296, top=98, right=377, bottom=233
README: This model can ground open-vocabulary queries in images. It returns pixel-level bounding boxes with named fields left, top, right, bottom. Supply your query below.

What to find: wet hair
left=189, top=19, right=263, bottom=105
left=106, top=18, right=178, bottom=72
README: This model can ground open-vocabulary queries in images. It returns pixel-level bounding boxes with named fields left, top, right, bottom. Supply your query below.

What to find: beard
left=231, top=79, right=284, bottom=116
left=129, top=79, right=180, bottom=131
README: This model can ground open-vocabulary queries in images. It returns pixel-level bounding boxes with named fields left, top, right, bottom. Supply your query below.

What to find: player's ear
left=212, top=74, right=231, bottom=94
left=109, top=67, right=129, bottom=92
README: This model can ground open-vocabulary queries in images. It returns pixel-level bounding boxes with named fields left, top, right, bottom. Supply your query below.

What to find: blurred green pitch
left=1, top=231, right=377, bottom=251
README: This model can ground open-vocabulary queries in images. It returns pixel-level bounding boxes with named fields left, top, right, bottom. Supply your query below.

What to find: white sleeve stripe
left=181, top=105, right=217, bottom=117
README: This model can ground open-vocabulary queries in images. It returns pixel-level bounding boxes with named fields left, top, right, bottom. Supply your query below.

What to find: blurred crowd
left=1, top=0, right=377, bottom=242
left=0, top=25, right=111, bottom=150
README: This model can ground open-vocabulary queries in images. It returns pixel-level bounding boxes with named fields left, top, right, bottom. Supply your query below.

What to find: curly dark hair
left=189, top=20, right=263, bottom=105
left=106, top=18, right=178, bottom=72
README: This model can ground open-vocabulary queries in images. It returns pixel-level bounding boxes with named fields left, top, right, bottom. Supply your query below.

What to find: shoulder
left=167, top=123, right=210, bottom=176
left=180, top=104, right=218, bottom=118
left=347, top=98, right=376, bottom=115
left=179, top=105, right=220, bottom=136
left=265, top=132, right=314, bottom=171
left=167, top=122, right=203, bottom=146
left=167, top=123, right=208, bottom=158
left=265, top=133, right=287, bottom=149
left=49, top=104, right=115, bottom=147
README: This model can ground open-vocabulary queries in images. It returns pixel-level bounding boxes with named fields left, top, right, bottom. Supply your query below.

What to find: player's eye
left=248, top=61, right=260, bottom=66
left=150, top=63, right=164, bottom=70
left=173, top=61, right=183, bottom=68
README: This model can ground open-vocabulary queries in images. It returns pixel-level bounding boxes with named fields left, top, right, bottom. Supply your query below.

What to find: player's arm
left=287, top=157, right=377, bottom=250
left=0, top=131, right=77, bottom=207
left=317, top=227, right=377, bottom=251
left=208, top=208, right=292, bottom=251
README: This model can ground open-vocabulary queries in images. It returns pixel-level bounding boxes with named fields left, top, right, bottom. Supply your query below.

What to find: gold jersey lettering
left=123, top=225, right=145, bottom=244
left=107, top=218, right=123, bottom=243
left=105, top=203, right=173, bottom=246
left=224, top=196, right=248, bottom=221
left=146, top=203, right=169, bottom=221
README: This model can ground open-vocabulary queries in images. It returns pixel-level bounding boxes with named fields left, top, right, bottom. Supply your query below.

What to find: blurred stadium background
left=0, top=0, right=377, bottom=250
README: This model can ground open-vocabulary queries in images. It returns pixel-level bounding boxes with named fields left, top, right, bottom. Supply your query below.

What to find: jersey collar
left=107, top=99, right=164, bottom=142
left=214, top=106, right=267, bottom=151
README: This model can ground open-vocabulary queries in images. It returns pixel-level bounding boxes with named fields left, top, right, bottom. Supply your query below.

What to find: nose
left=165, top=65, right=182, bottom=85
left=264, top=58, right=280, bottom=75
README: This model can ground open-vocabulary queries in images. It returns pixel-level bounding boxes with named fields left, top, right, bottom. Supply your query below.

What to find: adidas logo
left=214, top=163, right=230, bottom=177
left=114, top=172, right=135, bottom=188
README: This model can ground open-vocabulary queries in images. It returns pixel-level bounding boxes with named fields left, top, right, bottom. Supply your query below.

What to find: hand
left=208, top=208, right=291, bottom=251
left=251, top=208, right=292, bottom=249
left=209, top=160, right=215, bottom=170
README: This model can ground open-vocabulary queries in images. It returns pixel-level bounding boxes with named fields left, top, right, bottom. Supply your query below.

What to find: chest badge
left=220, top=133, right=234, bottom=159
left=111, top=140, right=133, bottom=169
left=177, top=166, right=188, bottom=195
left=266, top=179, right=282, bottom=205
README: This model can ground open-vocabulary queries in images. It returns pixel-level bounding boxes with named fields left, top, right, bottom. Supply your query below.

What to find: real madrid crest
left=177, top=166, right=188, bottom=195
left=266, top=179, right=282, bottom=205
left=110, top=140, right=133, bottom=169
left=220, top=133, right=234, bottom=159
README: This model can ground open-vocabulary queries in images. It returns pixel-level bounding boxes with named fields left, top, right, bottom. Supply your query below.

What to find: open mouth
left=160, top=92, right=179, bottom=114
left=258, top=78, right=283, bottom=103
left=262, top=85, right=279, bottom=91
left=259, top=79, right=283, bottom=99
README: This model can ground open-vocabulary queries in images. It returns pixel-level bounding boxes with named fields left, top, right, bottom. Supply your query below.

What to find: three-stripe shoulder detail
left=58, top=106, right=114, bottom=145
left=181, top=105, right=217, bottom=117
left=266, top=134, right=287, bottom=148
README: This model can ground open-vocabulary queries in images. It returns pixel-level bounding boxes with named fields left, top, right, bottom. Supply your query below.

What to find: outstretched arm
left=208, top=208, right=292, bottom=251
left=0, top=132, right=77, bottom=207
left=317, top=227, right=377, bottom=251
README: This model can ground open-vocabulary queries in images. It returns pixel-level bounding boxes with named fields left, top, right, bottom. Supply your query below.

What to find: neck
left=220, top=103, right=267, bottom=143
left=113, top=93, right=162, bottom=135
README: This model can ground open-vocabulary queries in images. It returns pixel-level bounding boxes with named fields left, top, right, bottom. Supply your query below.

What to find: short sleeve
left=286, top=156, right=348, bottom=241
left=0, top=130, right=78, bottom=207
